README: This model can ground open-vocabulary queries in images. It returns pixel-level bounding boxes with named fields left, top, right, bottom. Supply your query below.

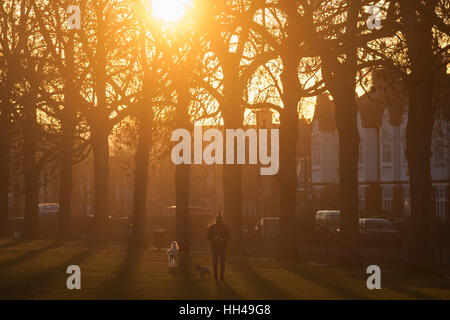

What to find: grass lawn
left=0, top=239, right=449, bottom=300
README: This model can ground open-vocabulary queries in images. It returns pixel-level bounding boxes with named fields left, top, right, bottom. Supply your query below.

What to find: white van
left=38, top=203, right=59, bottom=218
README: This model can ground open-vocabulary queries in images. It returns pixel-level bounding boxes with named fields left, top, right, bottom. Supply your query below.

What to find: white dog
left=167, top=241, right=179, bottom=270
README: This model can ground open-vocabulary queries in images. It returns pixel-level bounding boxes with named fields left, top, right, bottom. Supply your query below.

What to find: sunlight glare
left=151, top=0, right=191, bottom=22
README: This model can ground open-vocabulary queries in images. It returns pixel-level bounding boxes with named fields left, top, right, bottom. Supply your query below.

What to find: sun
left=151, top=0, right=192, bottom=22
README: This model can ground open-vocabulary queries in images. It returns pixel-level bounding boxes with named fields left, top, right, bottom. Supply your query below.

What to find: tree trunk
left=0, top=103, right=11, bottom=237
left=222, top=70, right=244, bottom=253
left=92, top=6, right=109, bottom=242
left=174, top=86, right=191, bottom=251
left=58, top=36, right=76, bottom=241
left=23, top=90, right=40, bottom=239
left=130, top=114, right=152, bottom=248
left=399, top=0, right=439, bottom=275
left=175, top=164, right=190, bottom=250
left=319, top=1, right=361, bottom=266
left=222, top=109, right=244, bottom=252
left=334, top=88, right=361, bottom=268
left=58, top=110, right=76, bottom=240
left=405, top=80, right=438, bottom=274
left=278, top=62, right=300, bottom=259
left=278, top=112, right=298, bottom=259
left=93, top=125, right=110, bottom=242
left=222, top=162, right=243, bottom=251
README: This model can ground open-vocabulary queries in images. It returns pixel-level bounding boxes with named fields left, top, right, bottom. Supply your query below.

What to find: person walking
left=206, top=212, right=231, bottom=280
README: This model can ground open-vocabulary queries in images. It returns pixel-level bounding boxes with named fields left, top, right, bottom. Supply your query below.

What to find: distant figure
left=167, top=241, right=179, bottom=271
left=254, top=221, right=263, bottom=250
left=206, top=212, right=231, bottom=280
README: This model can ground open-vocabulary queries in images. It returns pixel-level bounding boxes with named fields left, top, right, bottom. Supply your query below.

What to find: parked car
left=38, top=203, right=59, bottom=237
left=359, top=218, right=400, bottom=247
left=314, top=210, right=341, bottom=242
left=38, top=203, right=59, bottom=218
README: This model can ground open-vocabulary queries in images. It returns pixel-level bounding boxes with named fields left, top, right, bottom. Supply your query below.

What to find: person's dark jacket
left=207, top=223, right=231, bottom=251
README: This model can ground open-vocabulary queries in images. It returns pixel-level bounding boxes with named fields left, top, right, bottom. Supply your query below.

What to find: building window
left=402, top=128, right=408, bottom=164
left=359, top=188, right=365, bottom=213
left=312, top=142, right=320, bottom=166
left=382, top=141, right=392, bottom=163
left=433, top=145, right=445, bottom=164
left=383, top=187, right=393, bottom=213
left=435, top=186, right=447, bottom=220
left=403, top=185, right=411, bottom=216
left=358, top=141, right=364, bottom=164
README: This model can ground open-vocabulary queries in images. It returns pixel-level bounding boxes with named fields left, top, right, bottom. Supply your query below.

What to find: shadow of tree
left=336, top=266, right=448, bottom=299
left=214, top=280, right=242, bottom=299
left=0, top=240, right=62, bottom=269
left=0, top=246, right=98, bottom=299
left=0, top=239, right=32, bottom=250
left=277, top=262, right=364, bottom=299
left=101, top=248, right=145, bottom=299
left=232, top=257, right=290, bottom=299
left=173, top=253, right=215, bottom=299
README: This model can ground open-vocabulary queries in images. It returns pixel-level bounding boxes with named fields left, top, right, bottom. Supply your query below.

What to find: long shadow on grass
left=278, top=262, right=365, bottom=299
left=214, top=280, right=242, bottom=299
left=0, top=246, right=98, bottom=299
left=172, top=254, right=218, bottom=300
left=100, top=248, right=145, bottom=299
left=232, top=257, right=289, bottom=299
left=378, top=273, right=448, bottom=299
left=336, top=267, right=446, bottom=299
left=0, top=239, right=32, bottom=250
left=0, top=240, right=62, bottom=270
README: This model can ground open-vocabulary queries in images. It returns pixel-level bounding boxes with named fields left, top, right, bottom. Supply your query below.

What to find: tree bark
left=92, top=5, right=109, bottom=242
left=400, top=0, right=439, bottom=274
left=130, top=113, right=153, bottom=248
left=173, top=85, right=191, bottom=251
left=92, top=125, right=110, bottom=242
left=278, top=60, right=300, bottom=259
left=222, top=162, right=243, bottom=251
left=58, top=115, right=75, bottom=240
left=23, top=89, right=40, bottom=239
left=58, top=35, right=76, bottom=241
left=0, top=101, right=11, bottom=237
left=318, top=1, right=361, bottom=268
left=221, top=63, right=244, bottom=253
left=405, top=79, right=437, bottom=274
left=334, top=90, right=361, bottom=267
left=222, top=102, right=244, bottom=253
left=175, top=164, right=190, bottom=249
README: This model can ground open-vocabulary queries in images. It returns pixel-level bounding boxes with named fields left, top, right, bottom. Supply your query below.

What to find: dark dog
left=194, top=263, right=211, bottom=280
